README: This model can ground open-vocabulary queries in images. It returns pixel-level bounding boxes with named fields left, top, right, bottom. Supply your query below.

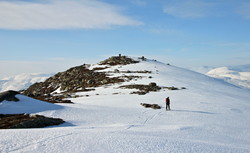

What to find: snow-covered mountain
left=0, top=73, right=52, bottom=92
left=207, top=65, right=250, bottom=89
left=1, top=56, right=250, bottom=153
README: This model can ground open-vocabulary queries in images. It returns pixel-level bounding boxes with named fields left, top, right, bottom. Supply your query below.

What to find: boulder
left=0, top=114, right=65, bottom=129
left=140, top=103, right=161, bottom=109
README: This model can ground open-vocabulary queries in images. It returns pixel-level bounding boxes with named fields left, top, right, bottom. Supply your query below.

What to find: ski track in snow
left=1, top=59, right=250, bottom=153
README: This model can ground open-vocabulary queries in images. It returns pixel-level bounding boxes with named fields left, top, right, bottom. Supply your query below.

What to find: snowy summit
left=0, top=55, right=250, bottom=153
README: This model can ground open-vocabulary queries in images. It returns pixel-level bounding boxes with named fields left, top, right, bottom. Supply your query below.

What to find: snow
left=0, top=73, right=52, bottom=92
left=1, top=59, right=250, bottom=153
left=0, top=95, right=64, bottom=114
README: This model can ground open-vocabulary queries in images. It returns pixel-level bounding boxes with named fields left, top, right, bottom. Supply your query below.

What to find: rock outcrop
left=0, top=90, right=20, bottom=102
left=140, top=103, right=161, bottom=109
left=120, top=82, right=161, bottom=95
left=24, top=65, right=119, bottom=96
left=22, top=56, right=143, bottom=103
left=0, top=114, right=64, bottom=129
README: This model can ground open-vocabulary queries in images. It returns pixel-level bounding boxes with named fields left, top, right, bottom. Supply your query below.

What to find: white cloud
left=163, top=0, right=214, bottom=18
left=0, top=0, right=143, bottom=30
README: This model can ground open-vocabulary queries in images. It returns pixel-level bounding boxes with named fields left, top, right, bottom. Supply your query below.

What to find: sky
left=0, top=0, right=250, bottom=78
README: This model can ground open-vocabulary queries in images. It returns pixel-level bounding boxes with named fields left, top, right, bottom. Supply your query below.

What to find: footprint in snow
left=179, top=126, right=194, bottom=131
left=230, top=108, right=242, bottom=113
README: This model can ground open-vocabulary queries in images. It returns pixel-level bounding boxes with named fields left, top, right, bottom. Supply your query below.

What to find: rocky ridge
left=22, top=56, right=140, bottom=103
left=22, top=55, right=182, bottom=103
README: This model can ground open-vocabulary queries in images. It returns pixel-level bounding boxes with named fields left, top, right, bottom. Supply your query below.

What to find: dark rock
left=0, top=90, right=20, bottom=102
left=165, top=86, right=179, bottom=90
left=0, top=114, right=65, bottom=129
left=87, top=80, right=95, bottom=85
left=131, top=91, right=147, bottom=95
left=92, top=66, right=109, bottom=71
left=140, top=103, right=161, bottom=109
left=100, top=56, right=139, bottom=66
left=114, top=69, right=120, bottom=73
left=149, top=82, right=157, bottom=87
left=120, top=84, right=161, bottom=95
left=139, top=56, right=147, bottom=61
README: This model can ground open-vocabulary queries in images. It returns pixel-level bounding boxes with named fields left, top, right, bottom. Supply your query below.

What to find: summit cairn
left=100, top=55, right=139, bottom=66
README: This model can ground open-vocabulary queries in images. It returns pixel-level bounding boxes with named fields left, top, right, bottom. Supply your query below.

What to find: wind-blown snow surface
left=0, top=73, right=52, bottom=92
left=207, top=66, right=250, bottom=89
left=1, top=59, right=250, bottom=153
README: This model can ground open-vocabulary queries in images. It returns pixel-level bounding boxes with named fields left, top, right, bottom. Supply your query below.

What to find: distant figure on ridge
left=166, top=97, right=170, bottom=110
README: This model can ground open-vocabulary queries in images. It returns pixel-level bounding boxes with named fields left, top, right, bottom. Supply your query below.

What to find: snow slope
left=0, top=73, right=52, bottom=92
left=207, top=66, right=250, bottom=89
left=1, top=58, right=250, bottom=153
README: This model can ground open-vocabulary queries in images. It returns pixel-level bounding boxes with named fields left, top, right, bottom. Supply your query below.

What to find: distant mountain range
left=207, top=64, right=250, bottom=89
left=0, top=73, right=53, bottom=92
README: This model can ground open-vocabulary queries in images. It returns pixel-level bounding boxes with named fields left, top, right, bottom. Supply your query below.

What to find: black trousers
left=166, top=104, right=170, bottom=110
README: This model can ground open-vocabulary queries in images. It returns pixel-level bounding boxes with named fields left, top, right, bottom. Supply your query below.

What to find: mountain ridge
left=1, top=55, right=250, bottom=152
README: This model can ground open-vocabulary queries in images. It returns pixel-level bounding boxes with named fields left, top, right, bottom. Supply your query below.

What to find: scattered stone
left=164, top=86, right=179, bottom=90
left=139, top=56, right=146, bottom=61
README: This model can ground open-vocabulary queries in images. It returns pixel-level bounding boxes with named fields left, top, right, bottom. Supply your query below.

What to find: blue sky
left=0, top=0, right=250, bottom=77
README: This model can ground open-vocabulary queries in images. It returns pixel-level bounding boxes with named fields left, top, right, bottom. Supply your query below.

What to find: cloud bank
left=0, top=0, right=142, bottom=30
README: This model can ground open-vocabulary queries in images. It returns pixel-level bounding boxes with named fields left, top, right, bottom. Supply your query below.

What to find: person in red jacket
left=166, top=97, right=170, bottom=110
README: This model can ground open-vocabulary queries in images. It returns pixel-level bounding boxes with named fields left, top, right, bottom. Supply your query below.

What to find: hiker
left=166, top=97, right=170, bottom=110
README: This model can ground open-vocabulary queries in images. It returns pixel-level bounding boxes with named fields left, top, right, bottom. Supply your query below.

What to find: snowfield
left=1, top=59, right=250, bottom=153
